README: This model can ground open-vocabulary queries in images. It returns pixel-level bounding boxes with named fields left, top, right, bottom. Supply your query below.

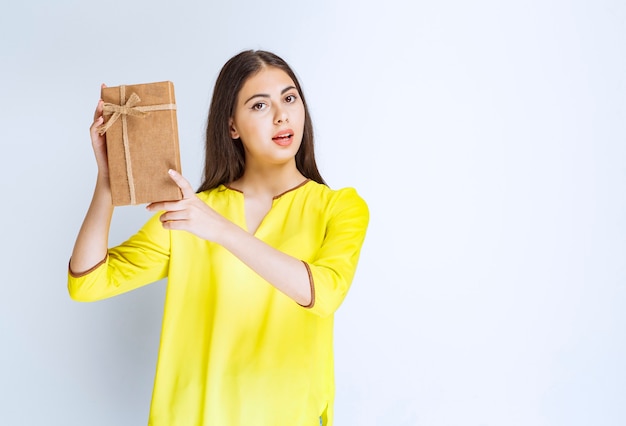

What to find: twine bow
left=97, top=92, right=147, bottom=135
left=97, top=91, right=176, bottom=135
left=96, top=85, right=177, bottom=205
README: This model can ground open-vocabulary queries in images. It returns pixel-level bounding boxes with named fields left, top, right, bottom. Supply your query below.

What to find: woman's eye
left=252, top=103, right=266, bottom=111
left=285, top=94, right=297, bottom=103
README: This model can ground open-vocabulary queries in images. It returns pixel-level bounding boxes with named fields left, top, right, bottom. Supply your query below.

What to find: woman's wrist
left=95, top=172, right=111, bottom=190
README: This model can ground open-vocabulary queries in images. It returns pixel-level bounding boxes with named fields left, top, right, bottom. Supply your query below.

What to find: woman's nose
left=274, top=106, right=289, bottom=124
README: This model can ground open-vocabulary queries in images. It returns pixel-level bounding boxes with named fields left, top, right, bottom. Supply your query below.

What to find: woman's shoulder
left=301, top=180, right=368, bottom=212
left=306, top=179, right=364, bottom=196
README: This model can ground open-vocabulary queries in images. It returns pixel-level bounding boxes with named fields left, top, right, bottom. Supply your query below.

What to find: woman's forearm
left=69, top=175, right=114, bottom=274
left=218, top=223, right=312, bottom=306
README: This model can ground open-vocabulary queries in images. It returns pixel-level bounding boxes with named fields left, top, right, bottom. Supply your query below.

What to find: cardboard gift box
left=98, top=81, right=183, bottom=206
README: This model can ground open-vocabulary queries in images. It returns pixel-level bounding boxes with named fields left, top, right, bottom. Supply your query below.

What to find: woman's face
left=229, top=66, right=305, bottom=168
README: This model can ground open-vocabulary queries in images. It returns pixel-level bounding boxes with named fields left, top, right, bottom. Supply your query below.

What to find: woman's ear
left=229, top=118, right=239, bottom=139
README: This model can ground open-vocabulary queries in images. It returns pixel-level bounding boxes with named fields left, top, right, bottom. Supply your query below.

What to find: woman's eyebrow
left=244, top=86, right=297, bottom=104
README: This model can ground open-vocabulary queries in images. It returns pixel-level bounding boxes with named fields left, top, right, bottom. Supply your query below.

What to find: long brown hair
left=197, top=50, right=326, bottom=192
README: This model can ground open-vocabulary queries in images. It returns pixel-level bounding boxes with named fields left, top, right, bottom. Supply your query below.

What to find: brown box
left=99, top=81, right=183, bottom=206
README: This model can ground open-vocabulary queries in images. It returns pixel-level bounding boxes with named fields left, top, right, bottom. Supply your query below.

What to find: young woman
left=69, top=50, right=369, bottom=426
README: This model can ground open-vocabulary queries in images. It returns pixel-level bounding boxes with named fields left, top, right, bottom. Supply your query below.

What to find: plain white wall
left=1, top=0, right=625, bottom=425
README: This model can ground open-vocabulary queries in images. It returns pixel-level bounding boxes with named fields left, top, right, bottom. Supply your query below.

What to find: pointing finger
left=168, top=169, right=195, bottom=199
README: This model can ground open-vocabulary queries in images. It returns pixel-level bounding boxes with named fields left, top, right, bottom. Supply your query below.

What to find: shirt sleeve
left=303, top=188, right=369, bottom=317
left=67, top=213, right=171, bottom=302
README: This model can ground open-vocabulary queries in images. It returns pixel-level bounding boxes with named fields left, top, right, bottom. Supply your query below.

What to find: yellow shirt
left=68, top=180, right=369, bottom=426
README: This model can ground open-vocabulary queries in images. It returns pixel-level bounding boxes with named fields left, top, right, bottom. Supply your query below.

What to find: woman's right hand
left=90, top=84, right=109, bottom=179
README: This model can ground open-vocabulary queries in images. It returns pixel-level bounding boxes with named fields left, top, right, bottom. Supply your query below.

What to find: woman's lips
left=272, top=129, right=294, bottom=146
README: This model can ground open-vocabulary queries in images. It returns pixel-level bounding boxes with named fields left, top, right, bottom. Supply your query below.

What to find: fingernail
left=168, top=169, right=175, bottom=175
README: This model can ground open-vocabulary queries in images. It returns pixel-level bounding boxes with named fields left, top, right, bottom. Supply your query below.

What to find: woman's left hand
left=146, top=169, right=231, bottom=242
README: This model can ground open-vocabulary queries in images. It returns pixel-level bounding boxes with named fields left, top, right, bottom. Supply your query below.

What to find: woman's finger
left=90, top=115, right=104, bottom=134
left=93, top=98, right=103, bottom=121
left=93, top=84, right=107, bottom=120
left=167, top=169, right=196, bottom=199
left=159, top=210, right=188, bottom=223
left=146, top=199, right=184, bottom=212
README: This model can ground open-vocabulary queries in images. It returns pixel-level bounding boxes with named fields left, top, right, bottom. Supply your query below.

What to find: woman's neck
left=229, top=163, right=306, bottom=197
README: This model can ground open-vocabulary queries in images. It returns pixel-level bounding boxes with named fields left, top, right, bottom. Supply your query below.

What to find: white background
left=1, top=0, right=625, bottom=425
